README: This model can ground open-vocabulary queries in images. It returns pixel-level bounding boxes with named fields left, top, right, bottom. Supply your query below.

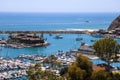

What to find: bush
left=91, top=70, right=112, bottom=80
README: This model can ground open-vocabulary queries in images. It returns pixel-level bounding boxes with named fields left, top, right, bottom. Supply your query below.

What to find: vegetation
left=68, top=63, right=86, bottom=80
left=27, top=63, right=65, bottom=80
left=43, top=55, right=61, bottom=69
left=91, top=70, right=112, bottom=80
left=43, top=55, right=57, bottom=63
left=76, top=54, right=93, bottom=77
left=59, top=67, right=68, bottom=76
left=27, top=53, right=120, bottom=80
left=93, top=38, right=120, bottom=71
left=27, top=38, right=120, bottom=80
left=67, top=54, right=119, bottom=80
left=111, top=72, right=120, bottom=80
left=27, top=63, right=41, bottom=80
left=68, top=54, right=92, bottom=80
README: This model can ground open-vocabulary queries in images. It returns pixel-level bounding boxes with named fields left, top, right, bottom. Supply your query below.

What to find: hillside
left=108, top=15, right=120, bottom=31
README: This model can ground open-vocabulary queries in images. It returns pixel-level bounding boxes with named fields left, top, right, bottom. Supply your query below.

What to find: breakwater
left=0, top=30, right=96, bottom=34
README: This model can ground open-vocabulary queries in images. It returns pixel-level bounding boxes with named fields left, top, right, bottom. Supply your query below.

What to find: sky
left=0, top=0, right=120, bottom=13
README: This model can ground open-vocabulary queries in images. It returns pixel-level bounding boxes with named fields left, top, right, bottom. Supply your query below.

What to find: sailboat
left=76, top=34, right=83, bottom=41
left=0, top=46, right=3, bottom=58
left=6, top=46, right=10, bottom=59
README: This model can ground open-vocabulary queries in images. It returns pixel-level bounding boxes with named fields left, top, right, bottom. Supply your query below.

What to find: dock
left=0, top=30, right=96, bottom=34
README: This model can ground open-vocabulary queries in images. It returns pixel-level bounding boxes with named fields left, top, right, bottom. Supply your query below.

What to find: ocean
left=0, top=12, right=119, bottom=58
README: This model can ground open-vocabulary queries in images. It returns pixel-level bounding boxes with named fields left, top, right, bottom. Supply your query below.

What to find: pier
left=0, top=30, right=96, bottom=34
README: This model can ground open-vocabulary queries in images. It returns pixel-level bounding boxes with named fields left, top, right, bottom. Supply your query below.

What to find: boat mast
left=0, top=46, right=2, bottom=57
left=6, top=46, right=9, bottom=59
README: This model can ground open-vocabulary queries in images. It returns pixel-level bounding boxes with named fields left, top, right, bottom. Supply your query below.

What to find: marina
left=0, top=49, right=119, bottom=79
left=0, top=57, right=33, bottom=79
left=0, top=12, right=120, bottom=79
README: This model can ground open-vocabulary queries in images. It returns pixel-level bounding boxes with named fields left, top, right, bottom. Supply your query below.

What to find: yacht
left=54, top=34, right=63, bottom=39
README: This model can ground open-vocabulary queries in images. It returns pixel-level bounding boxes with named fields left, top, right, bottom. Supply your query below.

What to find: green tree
left=93, top=38, right=120, bottom=71
left=111, top=72, right=120, bottom=80
left=68, top=63, right=86, bottom=80
left=68, top=54, right=93, bottom=80
left=76, top=54, right=93, bottom=78
left=91, top=70, right=112, bottom=80
left=27, top=63, right=41, bottom=80
left=60, top=67, right=68, bottom=76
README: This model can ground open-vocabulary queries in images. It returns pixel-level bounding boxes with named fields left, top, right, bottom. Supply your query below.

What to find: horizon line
left=0, top=11, right=120, bottom=13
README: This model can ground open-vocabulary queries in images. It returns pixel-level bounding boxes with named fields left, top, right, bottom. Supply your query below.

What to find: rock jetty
left=91, top=15, right=120, bottom=38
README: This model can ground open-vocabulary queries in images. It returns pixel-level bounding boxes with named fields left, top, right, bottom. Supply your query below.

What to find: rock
left=108, top=15, right=120, bottom=31
left=5, top=33, right=50, bottom=48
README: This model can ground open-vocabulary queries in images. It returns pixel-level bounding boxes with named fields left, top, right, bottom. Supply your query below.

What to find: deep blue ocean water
left=0, top=12, right=119, bottom=31
left=0, top=12, right=119, bottom=58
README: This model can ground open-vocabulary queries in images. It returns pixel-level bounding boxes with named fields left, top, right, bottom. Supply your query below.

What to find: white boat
left=54, top=34, right=63, bottom=39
